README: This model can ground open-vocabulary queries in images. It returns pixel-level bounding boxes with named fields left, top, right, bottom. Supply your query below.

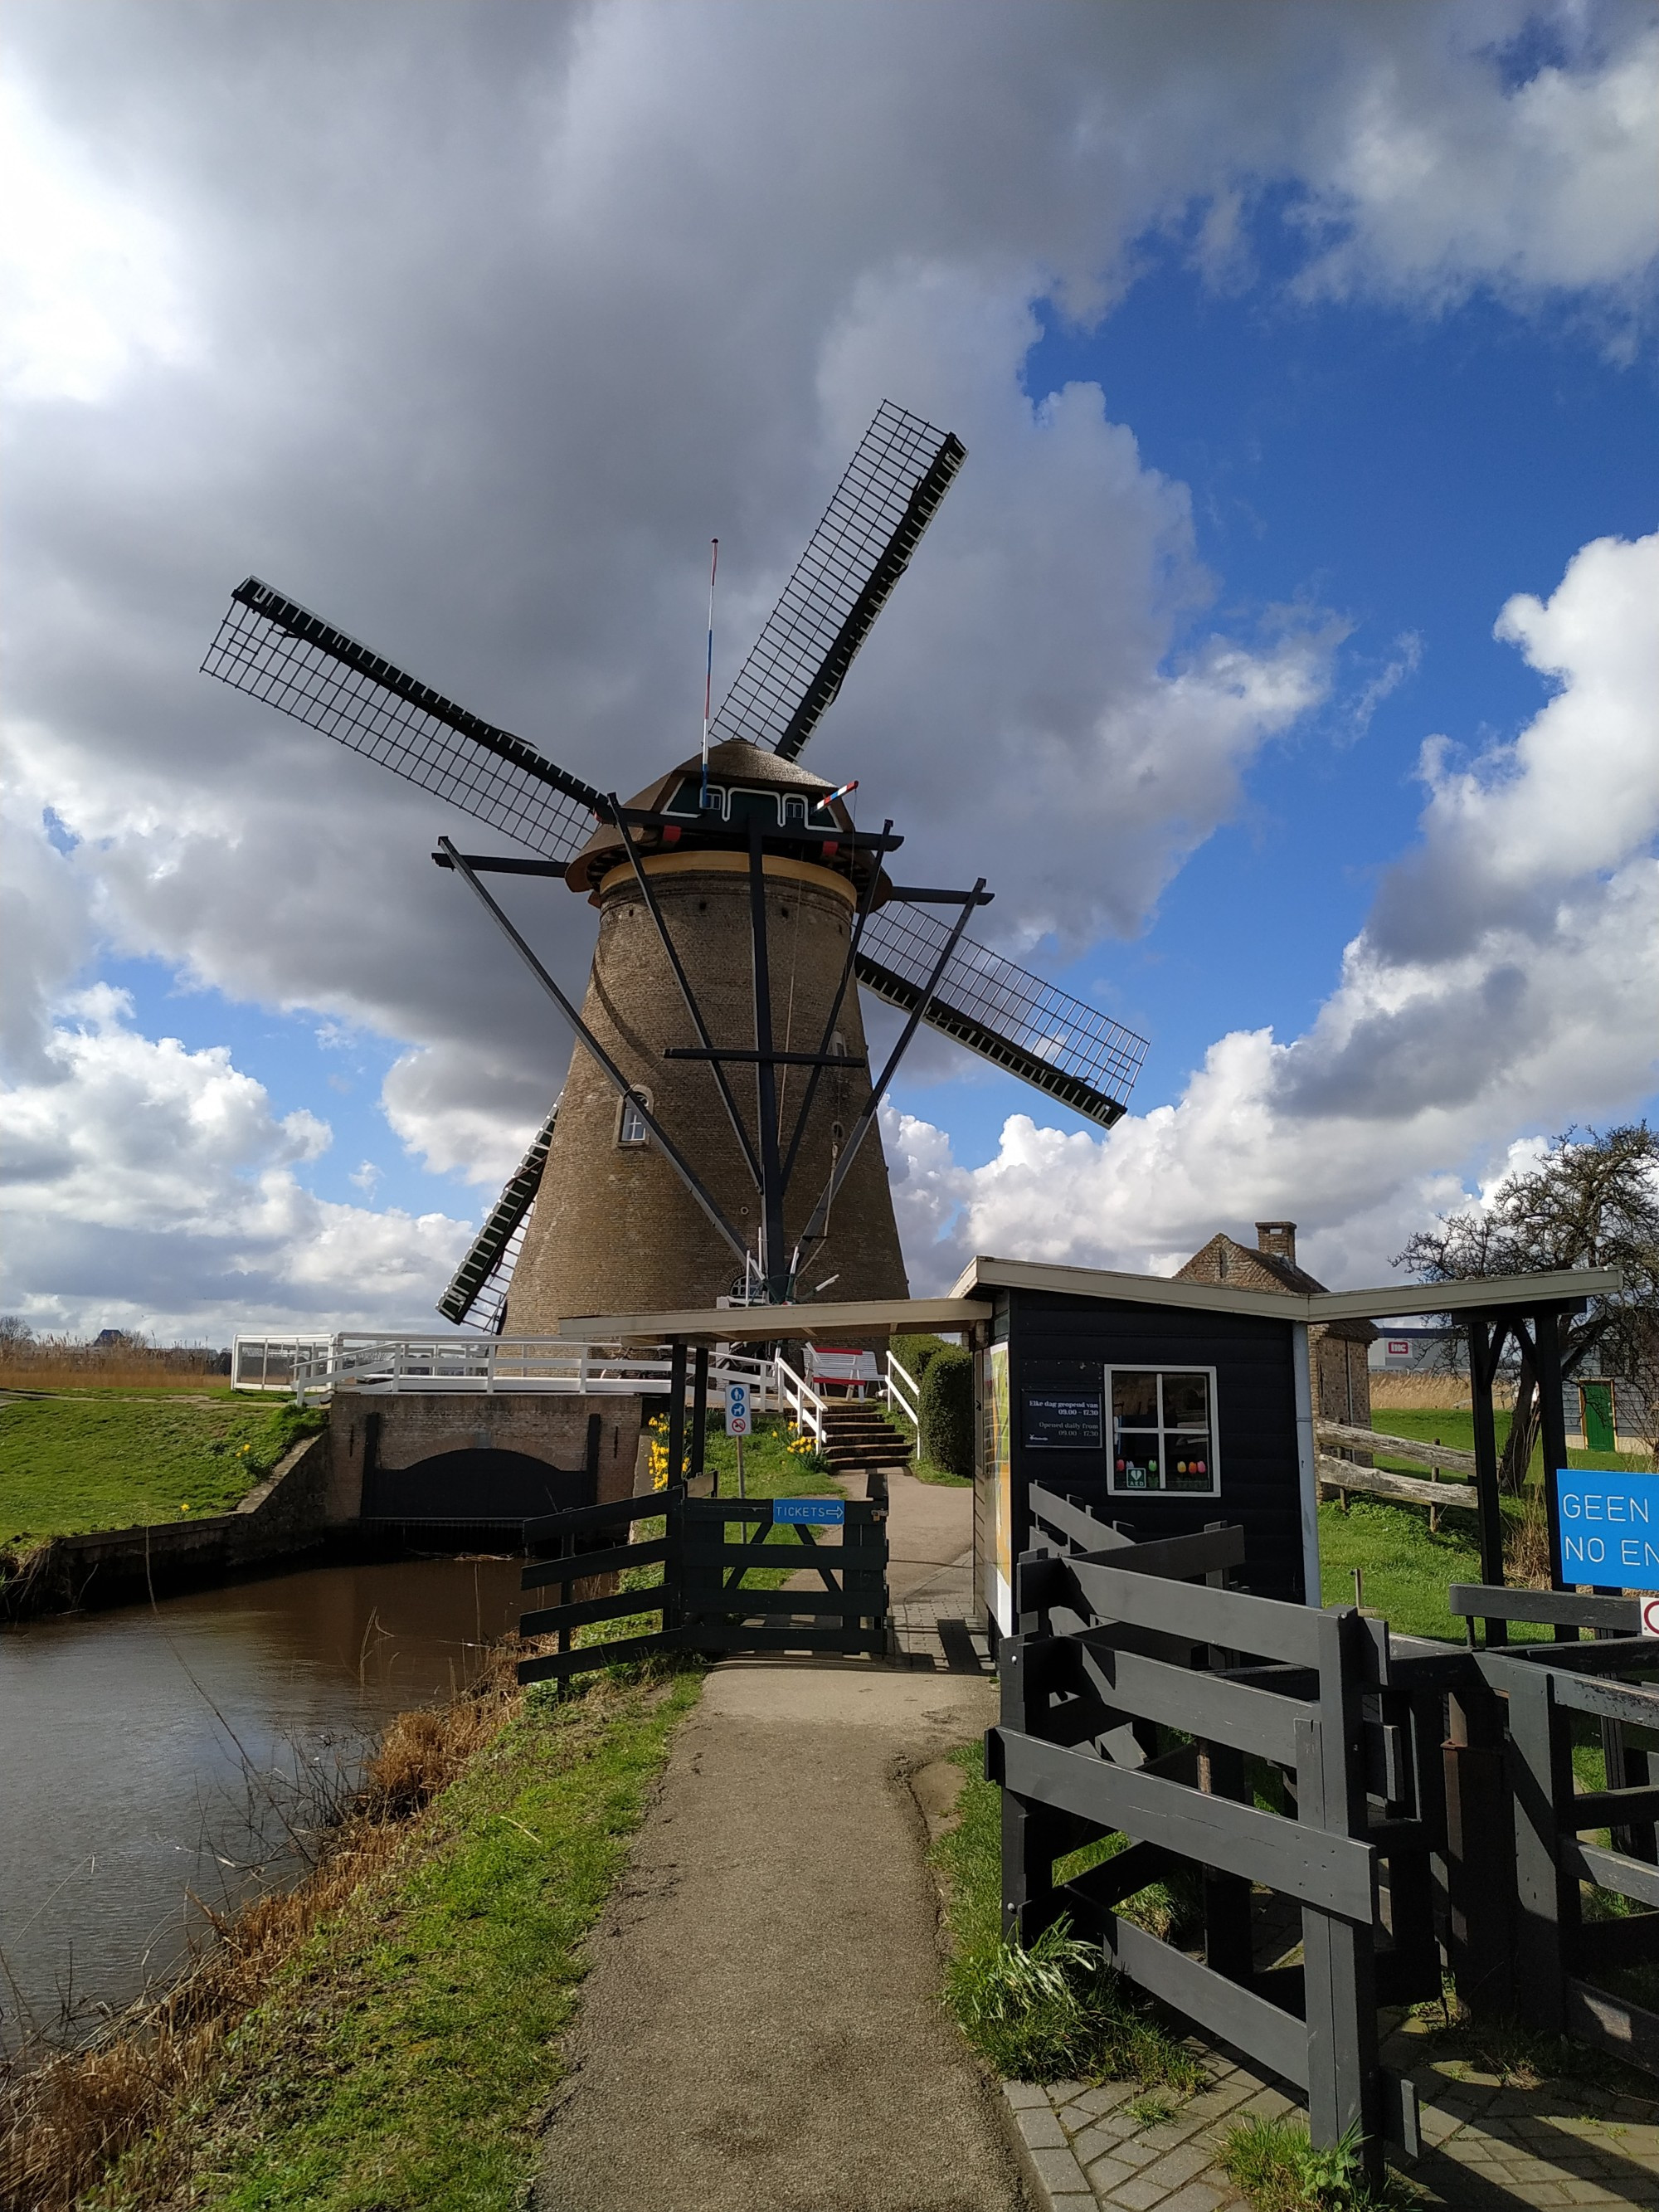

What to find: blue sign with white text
left=1554, top=1467, right=1659, bottom=1590
left=773, top=1498, right=845, bottom=1526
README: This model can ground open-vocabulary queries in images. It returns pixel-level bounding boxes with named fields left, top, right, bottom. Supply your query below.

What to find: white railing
left=232, top=1334, right=336, bottom=1391
left=280, top=1333, right=776, bottom=1407
left=884, top=1350, right=920, bottom=1430
left=775, top=1355, right=830, bottom=1449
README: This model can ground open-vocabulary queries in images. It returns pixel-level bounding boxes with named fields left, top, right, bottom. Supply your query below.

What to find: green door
left=1581, top=1381, right=1616, bottom=1454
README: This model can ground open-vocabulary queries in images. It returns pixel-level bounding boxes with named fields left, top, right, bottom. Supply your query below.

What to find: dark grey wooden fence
left=1458, top=1587, right=1659, bottom=2074
left=517, top=1483, right=888, bottom=1683
left=995, top=1484, right=1440, bottom=2175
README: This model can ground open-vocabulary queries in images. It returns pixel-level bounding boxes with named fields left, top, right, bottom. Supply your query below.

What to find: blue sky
left=3, top=2, right=1657, bottom=1332
left=888, top=227, right=1659, bottom=1167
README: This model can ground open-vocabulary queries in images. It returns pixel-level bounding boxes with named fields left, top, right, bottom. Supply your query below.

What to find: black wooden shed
left=951, top=1255, right=1620, bottom=1640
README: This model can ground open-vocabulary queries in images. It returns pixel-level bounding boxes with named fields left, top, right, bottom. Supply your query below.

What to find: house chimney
left=1257, top=1221, right=1297, bottom=1268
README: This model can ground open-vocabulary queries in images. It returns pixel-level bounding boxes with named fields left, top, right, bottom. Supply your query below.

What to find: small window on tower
left=783, top=797, right=807, bottom=826
left=617, top=1089, right=652, bottom=1147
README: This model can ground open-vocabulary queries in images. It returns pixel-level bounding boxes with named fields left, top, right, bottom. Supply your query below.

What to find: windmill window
left=782, top=797, right=807, bottom=826
left=616, top=1089, right=652, bottom=1147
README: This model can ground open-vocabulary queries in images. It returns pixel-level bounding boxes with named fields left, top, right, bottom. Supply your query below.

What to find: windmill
left=202, top=402, right=1148, bottom=1330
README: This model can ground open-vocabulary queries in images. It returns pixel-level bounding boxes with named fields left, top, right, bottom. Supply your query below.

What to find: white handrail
left=884, top=1350, right=919, bottom=1430
left=774, top=1355, right=829, bottom=1449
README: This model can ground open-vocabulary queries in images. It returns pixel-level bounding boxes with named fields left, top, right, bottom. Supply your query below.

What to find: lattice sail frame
left=709, top=402, right=966, bottom=763
left=858, top=904, right=1146, bottom=1130
left=202, top=579, right=601, bottom=862
left=438, top=1106, right=557, bottom=1328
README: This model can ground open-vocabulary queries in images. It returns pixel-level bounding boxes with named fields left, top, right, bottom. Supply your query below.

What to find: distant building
left=1175, top=1221, right=1376, bottom=1426
left=1369, top=1327, right=1460, bottom=1376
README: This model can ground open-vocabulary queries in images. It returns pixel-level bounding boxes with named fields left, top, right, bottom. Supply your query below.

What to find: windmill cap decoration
left=202, top=400, right=1149, bottom=1323
left=562, top=737, right=871, bottom=900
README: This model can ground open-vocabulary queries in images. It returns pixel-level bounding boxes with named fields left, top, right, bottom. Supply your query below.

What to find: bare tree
left=1396, top=1124, right=1659, bottom=1493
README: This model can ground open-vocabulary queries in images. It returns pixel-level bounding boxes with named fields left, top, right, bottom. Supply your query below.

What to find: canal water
left=0, top=1553, right=524, bottom=2052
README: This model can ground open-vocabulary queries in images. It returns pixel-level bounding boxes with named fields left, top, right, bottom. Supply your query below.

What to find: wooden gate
left=996, top=1484, right=1440, bottom=2176
left=517, top=1483, right=888, bottom=1685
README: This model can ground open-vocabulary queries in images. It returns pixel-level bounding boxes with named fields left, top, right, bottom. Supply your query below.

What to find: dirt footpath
left=536, top=1656, right=1019, bottom=2212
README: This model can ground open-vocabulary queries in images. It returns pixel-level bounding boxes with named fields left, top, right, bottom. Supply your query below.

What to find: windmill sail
left=438, top=1106, right=557, bottom=1328
left=202, top=579, right=601, bottom=860
left=857, top=904, right=1146, bottom=1129
left=708, top=402, right=966, bottom=763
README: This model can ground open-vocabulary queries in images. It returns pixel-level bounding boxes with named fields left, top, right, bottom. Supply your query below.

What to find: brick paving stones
left=1000, top=2031, right=1659, bottom=2210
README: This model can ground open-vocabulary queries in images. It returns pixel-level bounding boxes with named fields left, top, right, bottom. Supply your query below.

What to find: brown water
left=0, top=1553, right=524, bottom=2050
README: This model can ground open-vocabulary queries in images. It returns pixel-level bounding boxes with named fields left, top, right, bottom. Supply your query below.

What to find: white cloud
left=1291, top=15, right=1659, bottom=315
left=0, top=987, right=471, bottom=1336
left=892, top=534, right=1659, bottom=1293
left=0, top=72, right=197, bottom=402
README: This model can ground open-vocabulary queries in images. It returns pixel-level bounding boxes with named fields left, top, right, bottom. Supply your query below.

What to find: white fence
left=233, top=1330, right=932, bottom=1445
left=234, top=1332, right=774, bottom=1406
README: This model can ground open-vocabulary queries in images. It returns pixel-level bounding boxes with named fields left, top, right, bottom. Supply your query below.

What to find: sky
left=2, top=0, right=1657, bottom=1339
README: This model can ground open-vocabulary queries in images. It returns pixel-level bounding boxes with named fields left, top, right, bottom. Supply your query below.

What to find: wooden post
left=1300, top=1609, right=1379, bottom=2173
left=1505, top=1664, right=1574, bottom=2034
left=1468, top=1318, right=1508, bottom=1644
left=1198, top=1740, right=1254, bottom=1985
left=690, top=1344, right=709, bottom=1490
left=1443, top=1680, right=1515, bottom=2016
left=668, top=1337, right=687, bottom=1491
left=1535, top=1308, right=1569, bottom=1593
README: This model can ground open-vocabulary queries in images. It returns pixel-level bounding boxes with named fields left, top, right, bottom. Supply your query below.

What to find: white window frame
left=1106, top=1362, right=1220, bottom=1499
left=616, top=1088, right=652, bottom=1147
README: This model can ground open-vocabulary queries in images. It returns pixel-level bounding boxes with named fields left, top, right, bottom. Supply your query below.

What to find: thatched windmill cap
left=563, top=737, right=866, bottom=897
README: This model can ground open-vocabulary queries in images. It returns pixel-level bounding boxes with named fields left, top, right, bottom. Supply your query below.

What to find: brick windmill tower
left=203, top=405, right=1148, bottom=1326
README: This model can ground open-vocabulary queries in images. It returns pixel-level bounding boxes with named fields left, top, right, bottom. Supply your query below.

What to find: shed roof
left=948, top=1254, right=1621, bottom=1323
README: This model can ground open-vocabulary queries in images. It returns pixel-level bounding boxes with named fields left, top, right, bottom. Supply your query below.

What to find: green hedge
left=891, top=1333, right=954, bottom=1389
left=919, top=1346, right=975, bottom=1479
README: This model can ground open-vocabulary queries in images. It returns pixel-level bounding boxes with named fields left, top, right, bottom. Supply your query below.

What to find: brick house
left=1175, top=1221, right=1376, bottom=1427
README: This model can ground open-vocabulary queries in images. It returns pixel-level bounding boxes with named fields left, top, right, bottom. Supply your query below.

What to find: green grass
left=694, top=1409, right=840, bottom=1502
left=0, top=1396, right=326, bottom=1551
left=95, top=1669, right=701, bottom=2212
left=931, top=1742, right=1200, bottom=2091
left=1371, top=1407, right=1650, bottom=1479
left=1218, top=2114, right=1411, bottom=2210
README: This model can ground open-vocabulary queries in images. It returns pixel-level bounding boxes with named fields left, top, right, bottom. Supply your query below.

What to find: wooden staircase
left=820, top=1401, right=913, bottom=1479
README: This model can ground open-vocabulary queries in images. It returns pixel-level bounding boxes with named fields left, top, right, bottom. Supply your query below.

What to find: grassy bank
left=0, top=1396, right=326, bottom=1554
left=3, top=1655, right=700, bottom=2212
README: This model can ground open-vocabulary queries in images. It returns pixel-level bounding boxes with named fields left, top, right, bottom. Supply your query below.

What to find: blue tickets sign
left=1554, top=1467, right=1659, bottom=1591
left=773, top=1498, right=845, bottom=1527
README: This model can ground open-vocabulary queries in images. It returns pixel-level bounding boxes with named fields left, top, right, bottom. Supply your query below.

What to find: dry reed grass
left=0, top=1651, right=518, bottom=2212
left=1505, top=1494, right=1553, bottom=1589
left=0, top=1342, right=227, bottom=1396
left=1369, top=1372, right=1492, bottom=1411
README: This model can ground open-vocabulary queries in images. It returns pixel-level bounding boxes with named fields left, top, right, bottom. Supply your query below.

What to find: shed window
left=616, top=1089, right=652, bottom=1147
left=1109, top=1367, right=1216, bottom=1495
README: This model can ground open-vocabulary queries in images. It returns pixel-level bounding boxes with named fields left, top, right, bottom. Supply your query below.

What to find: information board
left=1022, top=1389, right=1102, bottom=1451
left=1554, top=1466, right=1659, bottom=1591
left=725, top=1381, right=751, bottom=1438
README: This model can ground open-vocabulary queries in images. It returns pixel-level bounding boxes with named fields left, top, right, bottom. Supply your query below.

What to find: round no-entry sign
left=1640, top=1594, right=1659, bottom=1639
